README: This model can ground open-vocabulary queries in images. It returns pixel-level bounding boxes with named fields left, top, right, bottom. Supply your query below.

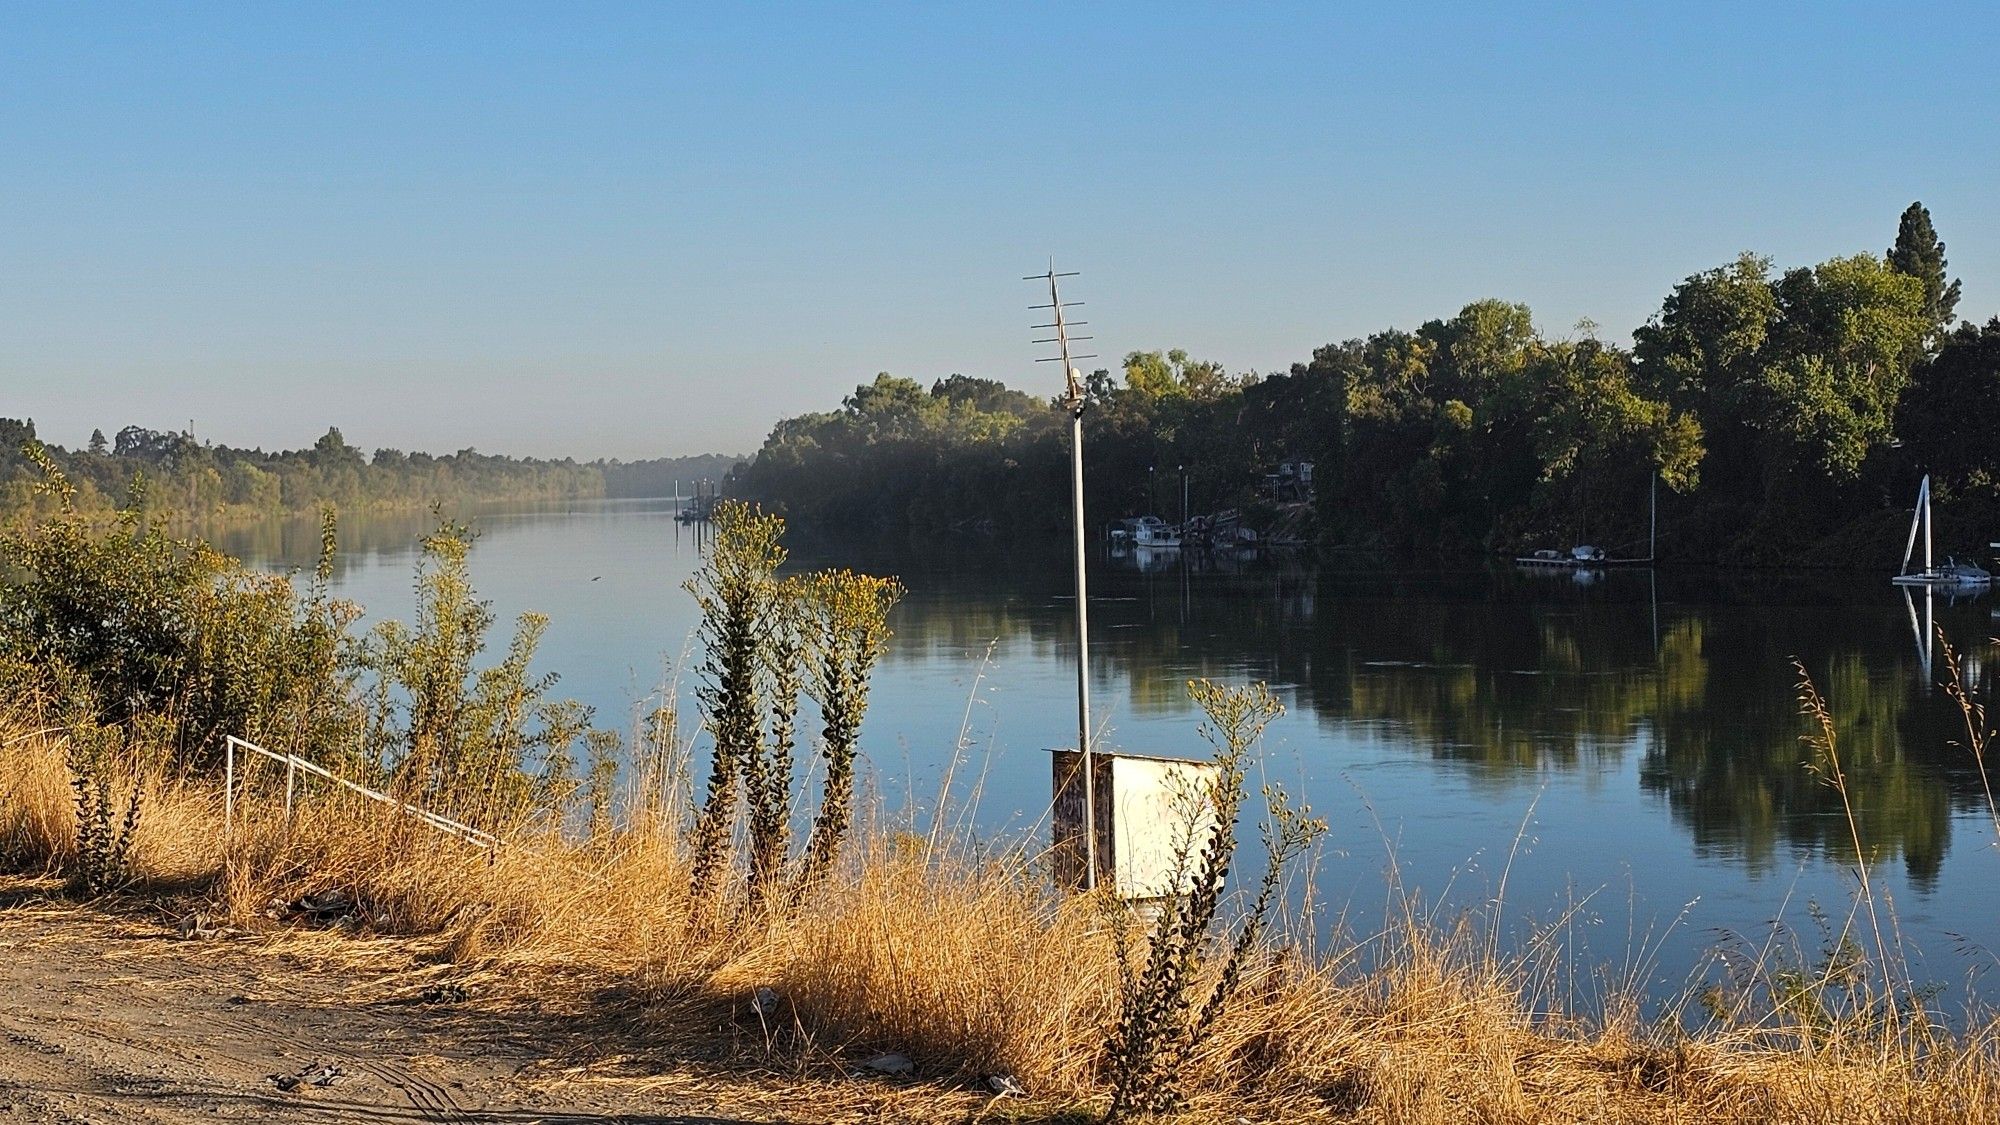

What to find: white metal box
left=1052, top=749, right=1221, bottom=900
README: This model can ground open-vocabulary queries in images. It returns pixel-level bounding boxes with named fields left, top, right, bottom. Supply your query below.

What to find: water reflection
left=870, top=549, right=1996, bottom=888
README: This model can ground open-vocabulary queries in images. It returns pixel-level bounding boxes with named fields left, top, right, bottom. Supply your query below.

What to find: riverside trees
left=734, top=203, right=1987, bottom=562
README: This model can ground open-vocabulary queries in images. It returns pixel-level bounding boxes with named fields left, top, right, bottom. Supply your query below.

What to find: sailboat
left=1892, top=475, right=1992, bottom=589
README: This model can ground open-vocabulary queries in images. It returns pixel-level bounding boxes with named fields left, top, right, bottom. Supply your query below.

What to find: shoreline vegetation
left=733, top=203, right=2000, bottom=569
left=0, top=418, right=741, bottom=528
left=4, top=469, right=2000, bottom=1121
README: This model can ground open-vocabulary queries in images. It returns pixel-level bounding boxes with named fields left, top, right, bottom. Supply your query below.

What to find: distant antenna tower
left=1026, top=260, right=1099, bottom=890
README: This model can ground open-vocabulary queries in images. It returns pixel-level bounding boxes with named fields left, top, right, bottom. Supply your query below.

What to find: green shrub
left=2, top=448, right=606, bottom=837
left=363, top=519, right=606, bottom=829
left=0, top=446, right=360, bottom=769
left=1105, top=679, right=1326, bottom=1121
left=66, top=726, right=141, bottom=896
left=683, top=502, right=904, bottom=914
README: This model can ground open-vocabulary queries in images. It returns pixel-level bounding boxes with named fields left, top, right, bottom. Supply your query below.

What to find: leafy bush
left=1, top=447, right=608, bottom=844
left=364, top=519, right=600, bottom=828
left=1105, top=679, right=1326, bottom=1120
left=796, top=567, right=903, bottom=888
left=60, top=715, right=143, bottom=896
left=684, top=501, right=905, bottom=914
left=0, top=447, right=360, bottom=769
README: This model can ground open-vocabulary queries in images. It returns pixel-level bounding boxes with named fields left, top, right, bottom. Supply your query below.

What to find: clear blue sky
left=4, top=3, right=1996, bottom=459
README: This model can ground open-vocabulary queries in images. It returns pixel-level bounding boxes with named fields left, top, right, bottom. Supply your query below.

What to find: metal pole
left=285, top=755, right=297, bottom=821
left=1068, top=399, right=1097, bottom=891
left=1027, top=263, right=1100, bottom=892
left=224, top=737, right=235, bottom=837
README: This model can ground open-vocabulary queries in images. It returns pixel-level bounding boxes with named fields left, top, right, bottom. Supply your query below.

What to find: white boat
left=1114, top=516, right=1182, bottom=548
left=1892, top=475, right=1992, bottom=589
left=1516, top=545, right=1606, bottom=568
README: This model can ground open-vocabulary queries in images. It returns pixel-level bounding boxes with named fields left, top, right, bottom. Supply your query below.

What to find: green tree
left=1886, top=201, right=1962, bottom=338
left=1633, top=252, right=1779, bottom=420
left=1636, top=251, right=1925, bottom=492
left=1424, top=298, right=1537, bottom=404
left=1898, top=318, right=2000, bottom=493
left=929, top=374, right=1041, bottom=418
left=1760, top=255, right=1927, bottom=479
left=87, top=429, right=108, bottom=456
left=1123, top=349, right=1233, bottom=401
left=1518, top=337, right=1703, bottom=535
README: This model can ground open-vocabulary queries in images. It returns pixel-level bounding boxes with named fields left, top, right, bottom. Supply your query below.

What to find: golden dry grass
left=6, top=719, right=2000, bottom=1123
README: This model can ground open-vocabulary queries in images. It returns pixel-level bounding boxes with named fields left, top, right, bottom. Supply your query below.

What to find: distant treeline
left=600, top=454, right=744, bottom=499
left=0, top=420, right=743, bottom=522
left=734, top=203, right=2000, bottom=564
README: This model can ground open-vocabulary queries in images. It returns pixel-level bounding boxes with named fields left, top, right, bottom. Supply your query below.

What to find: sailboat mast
left=1901, top=478, right=1923, bottom=575
left=1923, top=475, right=1934, bottom=573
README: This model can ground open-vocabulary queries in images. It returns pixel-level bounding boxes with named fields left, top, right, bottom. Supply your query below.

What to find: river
left=216, top=497, right=2000, bottom=1013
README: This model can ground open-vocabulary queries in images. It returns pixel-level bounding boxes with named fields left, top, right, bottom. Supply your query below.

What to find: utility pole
left=1026, top=262, right=1099, bottom=890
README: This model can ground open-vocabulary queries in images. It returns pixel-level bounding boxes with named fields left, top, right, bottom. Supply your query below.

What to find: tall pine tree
left=1887, top=201, right=1963, bottom=338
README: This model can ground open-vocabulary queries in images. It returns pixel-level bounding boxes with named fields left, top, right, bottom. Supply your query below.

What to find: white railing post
left=224, top=736, right=236, bottom=838
left=284, top=755, right=297, bottom=821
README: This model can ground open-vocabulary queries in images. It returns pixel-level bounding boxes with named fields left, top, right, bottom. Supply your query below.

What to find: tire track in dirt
left=200, top=969, right=491, bottom=1124
left=353, top=1057, right=475, bottom=1124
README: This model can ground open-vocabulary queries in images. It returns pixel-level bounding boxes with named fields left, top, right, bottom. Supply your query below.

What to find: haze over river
left=221, top=497, right=2000, bottom=1011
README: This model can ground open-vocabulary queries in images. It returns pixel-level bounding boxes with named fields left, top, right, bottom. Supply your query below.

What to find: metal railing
left=224, top=736, right=499, bottom=852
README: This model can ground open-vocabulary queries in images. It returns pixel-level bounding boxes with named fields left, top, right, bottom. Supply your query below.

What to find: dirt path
left=0, top=888, right=812, bottom=1124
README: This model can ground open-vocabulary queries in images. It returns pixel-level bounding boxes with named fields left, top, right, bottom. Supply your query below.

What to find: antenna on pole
left=1027, top=259, right=1097, bottom=406
left=1027, top=259, right=1100, bottom=892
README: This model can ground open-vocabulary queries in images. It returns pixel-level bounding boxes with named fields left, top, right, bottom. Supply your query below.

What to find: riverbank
left=6, top=720, right=1999, bottom=1123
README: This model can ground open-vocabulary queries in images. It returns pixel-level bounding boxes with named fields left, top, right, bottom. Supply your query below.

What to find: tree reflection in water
left=869, top=548, right=1994, bottom=889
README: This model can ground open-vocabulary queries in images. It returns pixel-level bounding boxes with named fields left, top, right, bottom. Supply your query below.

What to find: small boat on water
left=1516, top=545, right=1608, bottom=568
left=1892, top=475, right=1992, bottom=589
left=1109, top=516, right=1183, bottom=548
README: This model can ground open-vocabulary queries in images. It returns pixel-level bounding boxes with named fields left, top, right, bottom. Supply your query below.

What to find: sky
left=4, top=2, right=1997, bottom=460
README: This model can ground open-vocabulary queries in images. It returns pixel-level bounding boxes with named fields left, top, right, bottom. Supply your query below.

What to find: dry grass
left=6, top=719, right=2000, bottom=1123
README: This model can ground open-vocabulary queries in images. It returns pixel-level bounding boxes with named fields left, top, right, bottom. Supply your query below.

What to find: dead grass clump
left=0, top=724, right=217, bottom=888
left=213, top=793, right=709, bottom=979
left=749, top=839, right=1116, bottom=1091
left=0, top=724, right=73, bottom=867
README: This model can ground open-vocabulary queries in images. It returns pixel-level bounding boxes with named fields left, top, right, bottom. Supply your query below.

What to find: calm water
left=218, top=498, right=2000, bottom=1009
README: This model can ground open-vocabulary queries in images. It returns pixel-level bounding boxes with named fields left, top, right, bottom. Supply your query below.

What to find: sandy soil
left=0, top=883, right=840, bottom=1124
